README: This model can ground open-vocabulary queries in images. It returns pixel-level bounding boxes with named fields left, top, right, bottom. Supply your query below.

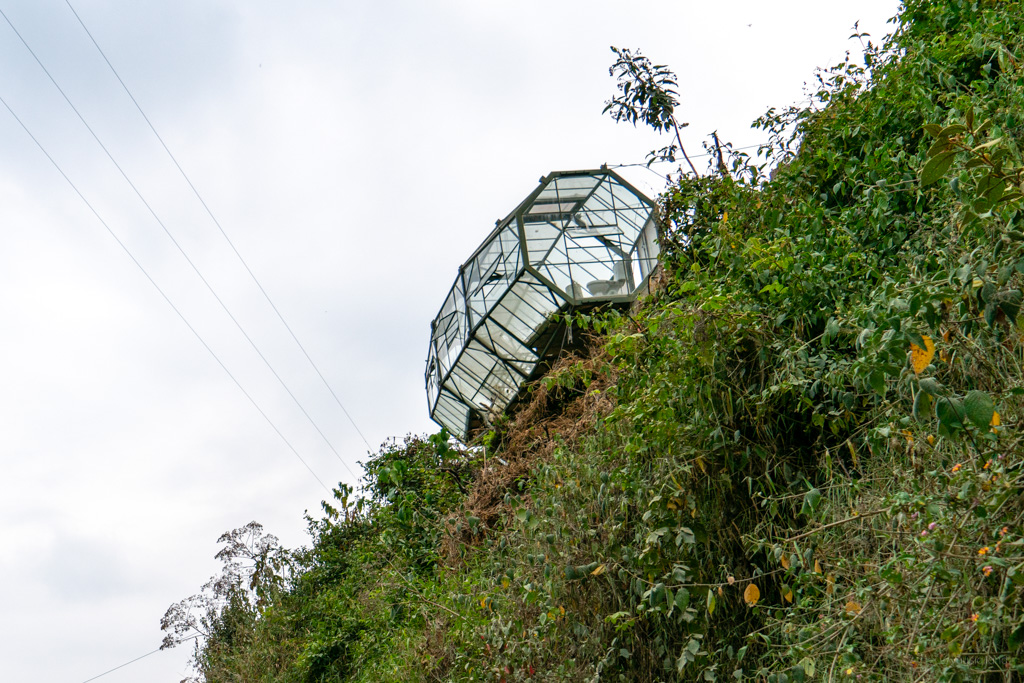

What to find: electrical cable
left=77, top=637, right=198, bottom=683
left=78, top=646, right=161, bottom=683
left=64, top=0, right=372, bottom=451
left=0, top=7, right=360, bottom=480
left=0, top=92, right=330, bottom=493
left=607, top=143, right=767, bottom=186
left=608, top=143, right=765, bottom=170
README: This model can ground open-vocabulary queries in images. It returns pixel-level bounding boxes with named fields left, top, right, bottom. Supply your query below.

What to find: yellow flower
left=983, top=566, right=993, bottom=577
left=971, top=613, right=980, bottom=622
left=978, top=546, right=990, bottom=556
left=952, top=463, right=962, bottom=473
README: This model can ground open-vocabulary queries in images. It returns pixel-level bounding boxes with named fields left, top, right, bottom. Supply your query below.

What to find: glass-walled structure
left=425, top=168, right=659, bottom=440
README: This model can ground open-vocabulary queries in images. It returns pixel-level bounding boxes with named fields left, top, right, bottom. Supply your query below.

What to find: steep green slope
left=163, top=1, right=1024, bottom=680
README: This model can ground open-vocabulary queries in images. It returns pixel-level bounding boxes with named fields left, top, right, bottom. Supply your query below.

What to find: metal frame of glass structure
left=425, top=168, right=660, bottom=440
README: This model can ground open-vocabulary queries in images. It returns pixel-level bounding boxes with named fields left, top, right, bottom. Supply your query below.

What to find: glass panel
left=566, top=206, right=623, bottom=237
left=524, top=221, right=561, bottom=267
left=447, top=350, right=494, bottom=401
left=477, top=320, right=536, bottom=366
left=433, top=390, right=470, bottom=438
left=452, top=344, right=521, bottom=412
left=535, top=175, right=599, bottom=202
left=490, top=277, right=562, bottom=343
left=426, top=353, right=441, bottom=411
left=431, top=278, right=467, bottom=377
left=426, top=169, right=660, bottom=440
left=630, top=216, right=660, bottom=286
left=465, top=224, right=522, bottom=328
left=527, top=201, right=576, bottom=215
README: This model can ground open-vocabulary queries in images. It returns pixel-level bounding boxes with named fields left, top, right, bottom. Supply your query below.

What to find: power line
left=0, top=6, right=361, bottom=480
left=78, top=637, right=198, bottom=683
left=78, top=646, right=161, bottom=683
left=64, top=0, right=373, bottom=452
left=608, top=143, right=765, bottom=172
left=0, top=91, right=330, bottom=493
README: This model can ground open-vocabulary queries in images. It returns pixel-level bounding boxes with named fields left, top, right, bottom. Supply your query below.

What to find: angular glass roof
left=426, top=168, right=659, bottom=439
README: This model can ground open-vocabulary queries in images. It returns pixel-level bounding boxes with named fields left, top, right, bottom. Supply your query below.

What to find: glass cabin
left=425, top=168, right=660, bottom=440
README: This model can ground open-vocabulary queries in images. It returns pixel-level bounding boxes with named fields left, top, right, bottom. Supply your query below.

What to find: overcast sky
left=0, top=1, right=901, bottom=680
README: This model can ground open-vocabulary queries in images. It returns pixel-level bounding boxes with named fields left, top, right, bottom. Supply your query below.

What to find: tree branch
left=782, top=508, right=888, bottom=544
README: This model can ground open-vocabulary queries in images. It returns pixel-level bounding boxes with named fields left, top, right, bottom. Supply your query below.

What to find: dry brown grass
left=439, top=339, right=617, bottom=565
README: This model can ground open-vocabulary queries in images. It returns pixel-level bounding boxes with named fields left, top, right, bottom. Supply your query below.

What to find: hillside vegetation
left=163, top=1, right=1024, bottom=680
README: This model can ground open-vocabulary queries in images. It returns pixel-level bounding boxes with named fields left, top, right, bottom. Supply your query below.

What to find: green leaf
left=919, top=378, right=944, bottom=396
left=999, top=265, right=1014, bottom=286
left=963, top=390, right=995, bottom=430
left=999, top=289, right=1023, bottom=320
left=922, top=123, right=942, bottom=138
left=913, top=390, right=934, bottom=422
left=927, top=137, right=953, bottom=157
left=983, top=281, right=998, bottom=306
left=675, top=587, right=690, bottom=610
left=823, top=317, right=840, bottom=342
left=936, top=397, right=965, bottom=430
left=904, top=329, right=927, bottom=350
left=985, top=302, right=998, bottom=327
left=707, top=588, right=716, bottom=616
left=869, top=370, right=886, bottom=397
left=1011, top=624, right=1024, bottom=650
left=677, top=527, right=696, bottom=545
left=921, top=151, right=957, bottom=187
left=881, top=567, right=904, bottom=585
left=977, top=172, right=1007, bottom=204
left=801, top=488, right=822, bottom=516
